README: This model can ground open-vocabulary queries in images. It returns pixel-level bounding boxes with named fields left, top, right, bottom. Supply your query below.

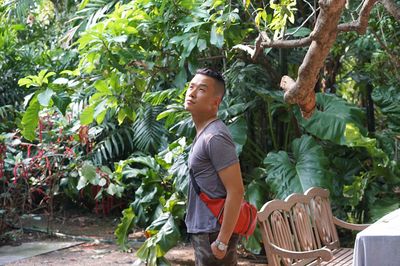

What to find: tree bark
left=280, top=0, right=347, bottom=118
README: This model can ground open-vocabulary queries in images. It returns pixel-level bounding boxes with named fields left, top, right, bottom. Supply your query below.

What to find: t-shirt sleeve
left=207, top=133, right=239, bottom=172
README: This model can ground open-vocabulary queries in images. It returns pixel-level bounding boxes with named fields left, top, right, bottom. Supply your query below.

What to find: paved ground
left=1, top=213, right=266, bottom=265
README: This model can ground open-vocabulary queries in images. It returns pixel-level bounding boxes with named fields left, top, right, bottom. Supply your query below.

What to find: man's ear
left=213, top=96, right=222, bottom=108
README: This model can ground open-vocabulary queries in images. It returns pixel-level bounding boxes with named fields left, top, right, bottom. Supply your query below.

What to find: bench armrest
left=333, top=216, right=370, bottom=231
left=268, top=242, right=333, bottom=261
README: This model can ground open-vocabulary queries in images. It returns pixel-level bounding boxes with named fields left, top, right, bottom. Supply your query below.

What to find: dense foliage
left=1, top=0, right=399, bottom=264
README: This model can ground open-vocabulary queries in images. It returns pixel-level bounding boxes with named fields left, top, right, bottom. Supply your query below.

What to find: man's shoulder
left=204, top=119, right=229, bottom=134
left=202, top=120, right=230, bottom=141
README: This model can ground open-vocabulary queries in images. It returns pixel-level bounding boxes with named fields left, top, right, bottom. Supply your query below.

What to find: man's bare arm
left=211, top=162, right=244, bottom=259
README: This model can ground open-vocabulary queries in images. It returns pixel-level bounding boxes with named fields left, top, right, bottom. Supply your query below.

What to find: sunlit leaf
left=37, top=88, right=55, bottom=107
left=21, top=97, right=40, bottom=141
left=80, top=105, right=95, bottom=125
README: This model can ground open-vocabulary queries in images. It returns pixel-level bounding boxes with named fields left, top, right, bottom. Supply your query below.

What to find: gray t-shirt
left=185, top=119, right=239, bottom=233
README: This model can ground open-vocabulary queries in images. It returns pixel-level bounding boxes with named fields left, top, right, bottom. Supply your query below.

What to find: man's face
left=184, top=74, right=220, bottom=115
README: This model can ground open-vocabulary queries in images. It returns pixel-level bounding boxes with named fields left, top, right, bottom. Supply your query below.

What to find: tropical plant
left=114, top=137, right=188, bottom=264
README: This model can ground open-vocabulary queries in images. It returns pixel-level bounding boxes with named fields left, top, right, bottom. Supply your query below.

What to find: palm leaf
left=1, top=0, right=37, bottom=21
left=132, top=105, right=167, bottom=153
left=91, top=125, right=135, bottom=165
left=61, top=0, right=119, bottom=47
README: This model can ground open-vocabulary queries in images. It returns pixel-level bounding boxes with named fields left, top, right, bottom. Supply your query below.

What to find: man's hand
left=211, top=241, right=227, bottom=259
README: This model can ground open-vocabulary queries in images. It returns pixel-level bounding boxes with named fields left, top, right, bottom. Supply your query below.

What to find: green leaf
left=371, top=86, right=400, bottom=132
left=53, top=78, right=69, bottom=85
left=18, top=77, right=35, bottom=88
left=98, top=178, right=107, bottom=187
left=80, top=161, right=97, bottom=182
left=38, top=70, right=56, bottom=85
left=37, top=88, right=55, bottom=107
left=137, top=213, right=181, bottom=262
left=255, top=9, right=266, bottom=28
left=343, top=174, right=368, bottom=208
left=52, top=93, right=71, bottom=115
left=94, top=100, right=108, bottom=124
left=242, top=226, right=262, bottom=254
left=264, top=135, right=333, bottom=199
left=154, top=214, right=180, bottom=256
left=78, top=0, right=90, bottom=10
left=118, top=109, right=127, bottom=124
left=369, top=198, right=400, bottom=222
left=210, top=24, right=224, bottom=48
left=181, top=34, right=198, bottom=59
left=286, top=27, right=311, bottom=37
left=94, top=80, right=111, bottom=94
left=295, top=93, right=365, bottom=145
left=183, top=21, right=206, bottom=33
left=244, top=0, right=251, bottom=9
left=228, top=117, right=247, bottom=156
left=169, top=35, right=185, bottom=44
left=115, top=207, right=136, bottom=251
left=111, top=35, right=128, bottom=43
left=246, top=176, right=268, bottom=209
left=197, top=39, right=207, bottom=52
left=21, top=97, right=40, bottom=141
left=173, top=69, right=187, bottom=88
left=77, top=176, right=88, bottom=190
left=80, top=105, right=95, bottom=125
left=344, top=123, right=387, bottom=160
left=106, top=183, right=124, bottom=196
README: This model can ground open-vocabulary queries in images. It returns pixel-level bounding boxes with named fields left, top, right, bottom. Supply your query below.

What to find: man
left=184, top=68, right=244, bottom=265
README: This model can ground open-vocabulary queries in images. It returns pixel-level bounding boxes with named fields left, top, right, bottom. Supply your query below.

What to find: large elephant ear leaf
left=295, top=93, right=365, bottom=145
left=371, top=86, right=400, bottom=133
left=264, top=135, right=333, bottom=199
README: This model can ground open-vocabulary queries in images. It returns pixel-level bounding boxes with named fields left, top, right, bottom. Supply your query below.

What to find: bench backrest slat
left=258, top=187, right=340, bottom=265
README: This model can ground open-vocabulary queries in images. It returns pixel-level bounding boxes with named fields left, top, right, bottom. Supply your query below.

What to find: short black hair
left=196, top=68, right=225, bottom=99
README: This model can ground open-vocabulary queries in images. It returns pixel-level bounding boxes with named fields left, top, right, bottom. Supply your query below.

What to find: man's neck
left=192, top=114, right=218, bottom=135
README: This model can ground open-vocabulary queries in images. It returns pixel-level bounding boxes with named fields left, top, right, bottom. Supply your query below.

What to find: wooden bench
left=257, top=187, right=369, bottom=266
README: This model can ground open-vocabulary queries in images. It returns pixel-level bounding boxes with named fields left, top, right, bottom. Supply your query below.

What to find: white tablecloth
left=353, top=208, right=400, bottom=266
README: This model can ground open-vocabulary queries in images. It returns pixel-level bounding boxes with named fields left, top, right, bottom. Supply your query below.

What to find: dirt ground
left=3, top=211, right=266, bottom=265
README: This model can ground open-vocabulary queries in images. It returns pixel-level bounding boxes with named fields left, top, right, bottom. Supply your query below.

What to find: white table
left=353, top=208, right=400, bottom=266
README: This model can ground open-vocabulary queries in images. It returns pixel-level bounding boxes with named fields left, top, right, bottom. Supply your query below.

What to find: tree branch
left=280, top=0, right=347, bottom=118
left=337, top=0, right=378, bottom=34
left=237, top=0, right=399, bottom=118
left=260, top=36, right=312, bottom=49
